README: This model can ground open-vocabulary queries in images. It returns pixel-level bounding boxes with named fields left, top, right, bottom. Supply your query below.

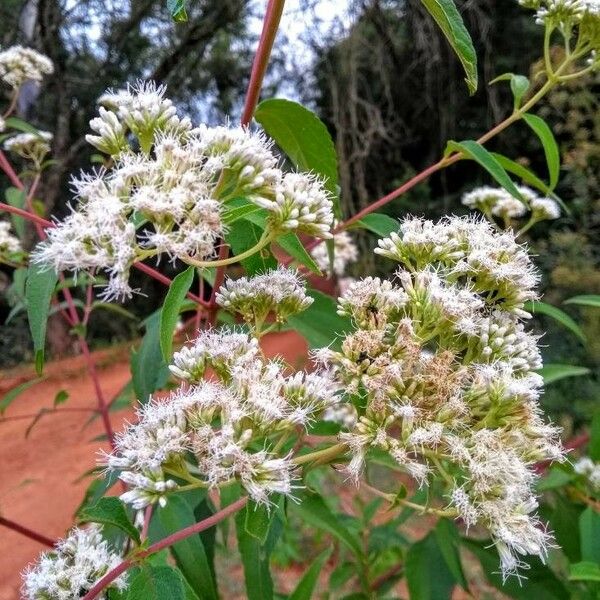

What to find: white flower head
left=21, top=525, right=126, bottom=600
left=0, top=220, right=22, bottom=255
left=216, top=267, right=313, bottom=324
left=531, top=196, right=561, bottom=220
left=4, top=131, right=52, bottom=164
left=0, top=45, right=53, bottom=88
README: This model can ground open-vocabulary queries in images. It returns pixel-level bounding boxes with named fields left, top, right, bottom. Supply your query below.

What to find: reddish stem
left=0, top=149, right=25, bottom=190
left=0, top=516, right=56, bottom=548
left=81, top=496, right=248, bottom=600
left=240, top=0, right=286, bottom=126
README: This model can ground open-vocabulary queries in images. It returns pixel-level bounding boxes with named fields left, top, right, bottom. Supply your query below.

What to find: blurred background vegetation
left=0, top=0, right=598, bottom=429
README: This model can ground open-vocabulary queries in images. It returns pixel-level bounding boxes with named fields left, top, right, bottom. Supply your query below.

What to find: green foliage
left=526, top=300, right=586, bottom=343
left=491, top=73, right=530, bottom=109
left=5, top=186, right=26, bottom=238
left=151, top=496, right=217, bottom=600
left=523, top=113, right=561, bottom=189
left=78, top=497, right=141, bottom=544
left=0, top=377, right=45, bottom=414
left=538, top=363, right=591, bottom=384
left=255, top=99, right=340, bottom=215
left=287, top=290, right=351, bottom=349
left=127, top=565, right=186, bottom=600
left=131, top=311, right=170, bottom=403
left=25, top=265, right=58, bottom=375
left=159, top=266, right=195, bottom=361
left=166, top=0, right=187, bottom=22
left=353, top=213, right=398, bottom=238
left=288, top=547, right=331, bottom=600
left=447, top=140, right=523, bottom=200
left=419, top=0, right=478, bottom=94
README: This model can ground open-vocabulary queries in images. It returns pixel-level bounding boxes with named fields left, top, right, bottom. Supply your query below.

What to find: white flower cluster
left=21, top=525, right=126, bottom=600
left=317, top=216, right=564, bottom=579
left=216, top=267, right=313, bottom=325
left=0, top=45, right=53, bottom=89
left=4, top=131, right=52, bottom=165
left=574, top=456, right=600, bottom=490
left=0, top=220, right=22, bottom=256
left=462, top=185, right=560, bottom=223
left=311, top=229, right=358, bottom=276
left=519, top=0, right=600, bottom=47
left=107, top=328, right=341, bottom=508
left=33, top=82, right=334, bottom=300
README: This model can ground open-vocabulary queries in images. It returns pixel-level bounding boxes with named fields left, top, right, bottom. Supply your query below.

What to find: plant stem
left=81, top=496, right=249, bottom=600
left=292, top=442, right=347, bottom=466
left=0, top=516, right=56, bottom=547
left=0, top=149, right=24, bottom=190
left=240, top=0, right=286, bottom=126
left=182, top=230, right=275, bottom=269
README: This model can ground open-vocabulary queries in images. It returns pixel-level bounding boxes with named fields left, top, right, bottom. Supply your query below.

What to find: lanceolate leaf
left=420, top=0, right=478, bottom=94
left=159, top=266, right=195, bottom=361
left=287, top=289, right=351, bottom=350
left=537, top=364, right=590, bottom=385
left=569, top=562, right=600, bottom=582
left=353, top=212, right=398, bottom=238
left=25, top=265, right=58, bottom=375
left=128, top=565, right=186, bottom=600
left=78, top=497, right=140, bottom=544
left=447, top=140, right=523, bottom=200
left=152, top=496, right=218, bottom=600
left=131, top=310, right=170, bottom=403
left=276, top=232, right=321, bottom=275
left=579, top=508, right=600, bottom=563
left=0, top=377, right=45, bottom=414
left=289, top=547, right=332, bottom=600
left=5, top=186, right=26, bottom=238
left=564, top=295, right=600, bottom=309
left=522, top=113, right=560, bottom=190
left=255, top=98, right=340, bottom=216
left=525, top=300, right=585, bottom=343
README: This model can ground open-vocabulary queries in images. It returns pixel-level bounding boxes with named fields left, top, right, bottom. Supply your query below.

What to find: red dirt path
left=0, top=331, right=307, bottom=599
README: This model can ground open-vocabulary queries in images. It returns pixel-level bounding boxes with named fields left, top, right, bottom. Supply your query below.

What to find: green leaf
left=236, top=504, right=275, bottom=600
left=255, top=98, right=340, bottom=215
left=53, top=389, right=69, bottom=407
left=545, top=494, right=582, bottom=562
left=419, top=0, right=478, bottom=94
left=352, top=213, right=398, bottom=238
left=580, top=507, right=600, bottom=563
left=25, top=265, right=58, bottom=375
left=289, top=547, right=332, bottom=600
left=287, top=289, right=351, bottom=350
left=128, top=565, right=186, bottom=600
left=5, top=187, right=26, bottom=238
left=5, top=116, right=42, bottom=135
left=292, top=491, right=362, bottom=557
left=589, top=411, right=600, bottom=462
left=222, top=198, right=262, bottom=225
left=131, top=310, right=171, bottom=403
left=0, top=377, right=45, bottom=414
left=78, top=497, right=140, bottom=544
left=491, top=153, right=563, bottom=205
left=523, top=113, right=560, bottom=190
left=276, top=232, right=321, bottom=275
left=405, top=529, right=455, bottom=599
left=564, top=295, right=600, bottom=309
left=245, top=500, right=273, bottom=545
left=166, top=0, right=187, bottom=22
left=570, top=562, right=600, bottom=582
left=228, top=218, right=277, bottom=276
left=462, top=539, right=569, bottom=599
left=152, top=496, right=218, bottom=600
left=490, top=73, right=530, bottom=109
left=160, top=266, right=195, bottom=361
left=434, top=520, right=467, bottom=590
left=525, top=300, right=585, bottom=343
left=447, top=140, right=522, bottom=200
left=537, top=364, right=590, bottom=385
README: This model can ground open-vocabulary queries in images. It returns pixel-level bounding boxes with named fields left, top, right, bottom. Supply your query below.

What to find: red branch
left=0, top=516, right=56, bottom=548
left=81, top=496, right=248, bottom=600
